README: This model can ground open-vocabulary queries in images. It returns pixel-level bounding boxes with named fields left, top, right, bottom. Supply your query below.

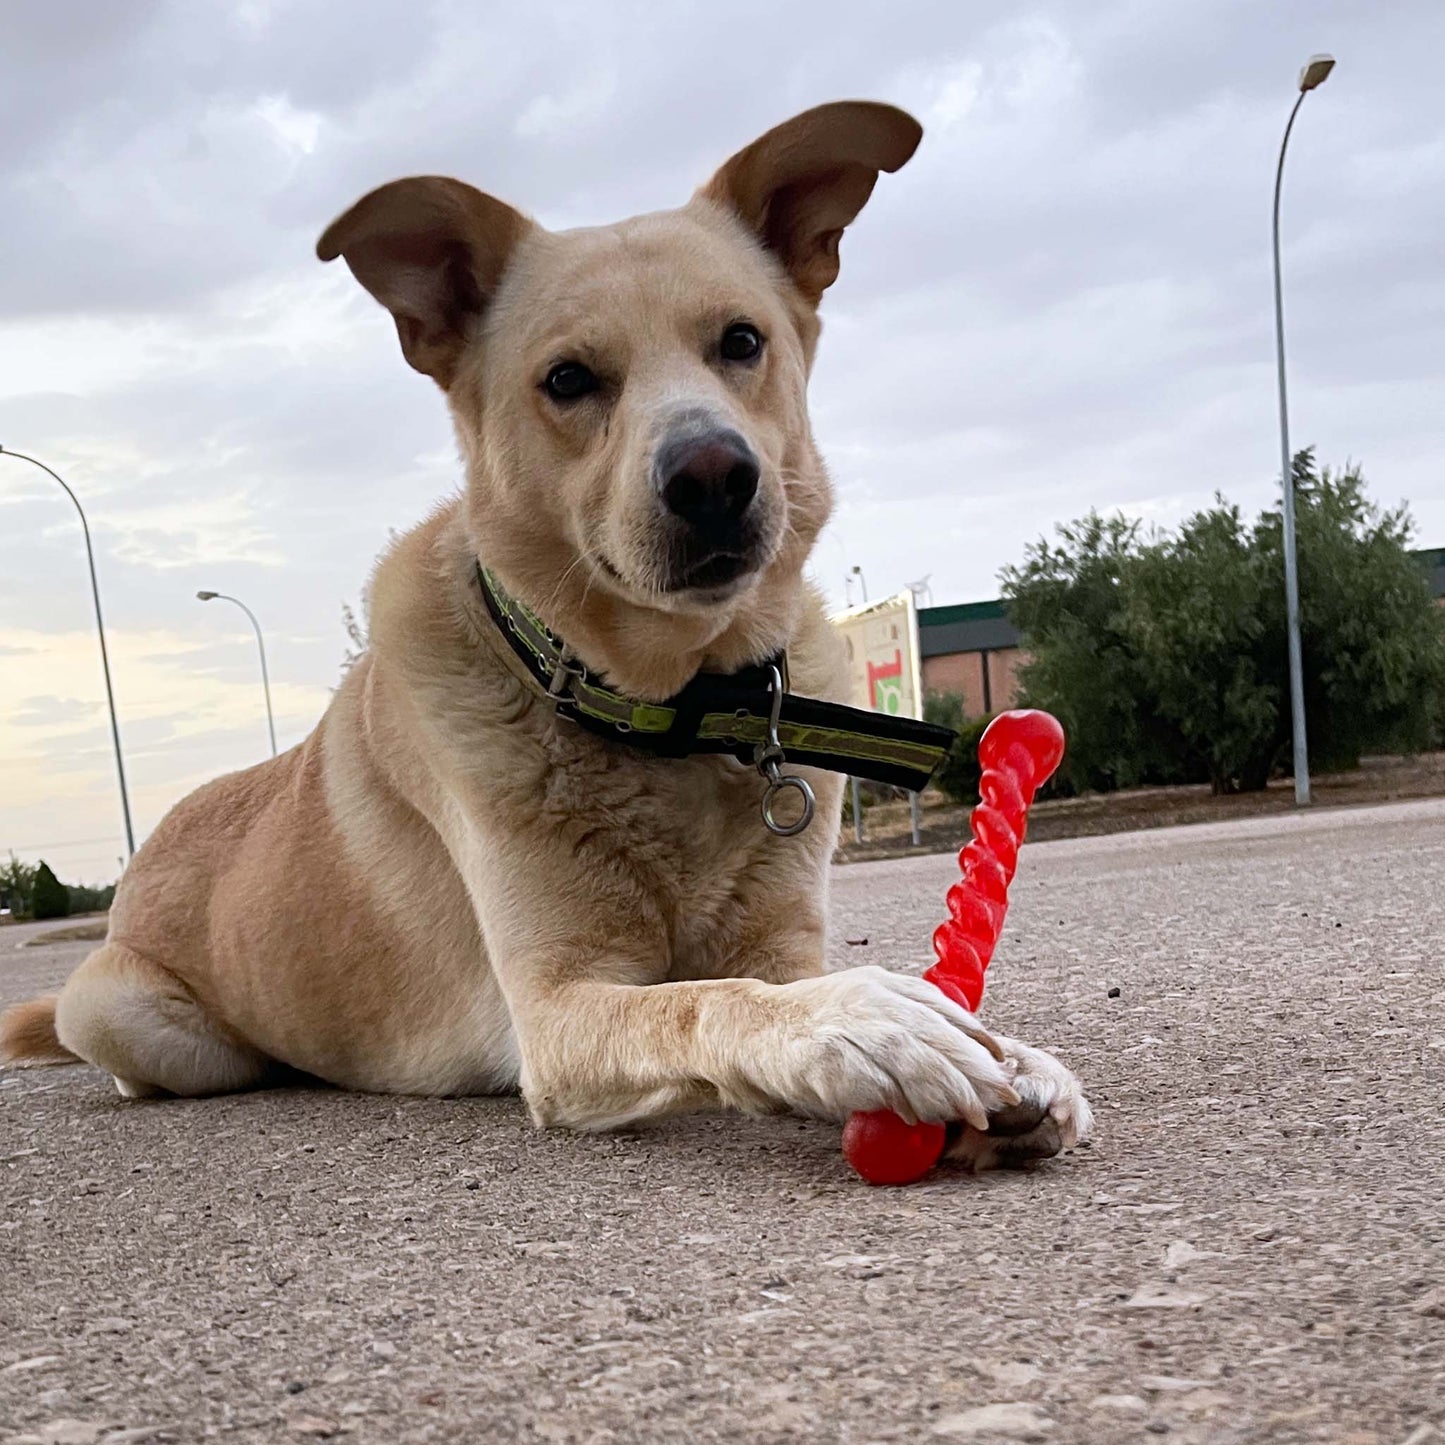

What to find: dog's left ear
left=698, top=101, right=922, bottom=306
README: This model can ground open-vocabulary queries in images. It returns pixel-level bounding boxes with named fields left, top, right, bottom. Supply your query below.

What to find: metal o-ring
left=762, top=774, right=816, bottom=837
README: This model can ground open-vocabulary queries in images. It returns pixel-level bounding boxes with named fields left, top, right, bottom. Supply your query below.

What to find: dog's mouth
left=592, top=551, right=628, bottom=586
left=672, top=550, right=752, bottom=592
left=590, top=547, right=758, bottom=606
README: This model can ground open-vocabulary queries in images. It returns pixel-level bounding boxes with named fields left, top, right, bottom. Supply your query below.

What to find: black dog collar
left=475, top=561, right=956, bottom=833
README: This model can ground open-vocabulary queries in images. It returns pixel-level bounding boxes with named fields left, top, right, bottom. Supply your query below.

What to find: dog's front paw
left=756, top=966, right=1021, bottom=1127
left=944, top=1035, right=1093, bottom=1171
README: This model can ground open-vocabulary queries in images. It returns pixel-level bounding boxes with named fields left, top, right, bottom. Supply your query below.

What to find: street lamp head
left=196, top=590, right=219, bottom=601
left=1298, top=54, right=1335, bottom=92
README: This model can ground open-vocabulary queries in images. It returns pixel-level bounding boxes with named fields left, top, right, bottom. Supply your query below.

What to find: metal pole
left=1273, top=90, right=1313, bottom=806
left=845, top=573, right=872, bottom=842
left=198, top=592, right=277, bottom=757
left=0, top=446, right=136, bottom=857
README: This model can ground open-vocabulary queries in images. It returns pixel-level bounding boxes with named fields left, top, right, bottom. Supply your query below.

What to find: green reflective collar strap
left=474, top=562, right=957, bottom=793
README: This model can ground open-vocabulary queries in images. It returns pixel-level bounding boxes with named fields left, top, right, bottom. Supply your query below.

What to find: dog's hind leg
left=54, top=943, right=267, bottom=1098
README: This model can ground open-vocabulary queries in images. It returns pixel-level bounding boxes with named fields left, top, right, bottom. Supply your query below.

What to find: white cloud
left=255, top=94, right=324, bottom=157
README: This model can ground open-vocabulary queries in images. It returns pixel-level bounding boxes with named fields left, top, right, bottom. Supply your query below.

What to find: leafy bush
left=923, top=693, right=993, bottom=804
left=1268, top=457, right=1445, bottom=769
left=1002, top=514, right=1199, bottom=794
left=1002, top=451, right=1445, bottom=794
left=0, top=853, right=36, bottom=918
left=67, top=881, right=117, bottom=914
left=1126, top=501, right=1282, bottom=792
left=31, top=861, right=71, bottom=921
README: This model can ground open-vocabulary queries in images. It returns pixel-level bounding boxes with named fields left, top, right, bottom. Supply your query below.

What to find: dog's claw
left=942, top=1034, right=1091, bottom=1171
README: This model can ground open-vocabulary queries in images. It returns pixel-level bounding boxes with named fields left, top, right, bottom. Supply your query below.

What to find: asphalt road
left=3, top=800, right=1443, bottom=1445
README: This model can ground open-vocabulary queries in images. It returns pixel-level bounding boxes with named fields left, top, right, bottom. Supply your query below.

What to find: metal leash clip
left=755, top=663, right=816, bottom=837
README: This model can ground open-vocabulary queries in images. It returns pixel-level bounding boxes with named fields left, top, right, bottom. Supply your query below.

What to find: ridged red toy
left=842, top=709, right=1066, bottom=1185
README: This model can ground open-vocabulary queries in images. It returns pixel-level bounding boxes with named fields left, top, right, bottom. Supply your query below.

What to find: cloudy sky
left=2, top=0, right=1442, bottom=881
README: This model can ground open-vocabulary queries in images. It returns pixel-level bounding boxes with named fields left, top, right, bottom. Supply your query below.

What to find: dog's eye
left=720, top=323, right=764, bottom=363
left=543, top=362, right=599, bottom=402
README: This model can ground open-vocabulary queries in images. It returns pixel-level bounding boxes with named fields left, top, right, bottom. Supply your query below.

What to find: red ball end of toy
left=841, top=1110, right=947, bottom=1186
left=978, top=709, right=1066, bottom=787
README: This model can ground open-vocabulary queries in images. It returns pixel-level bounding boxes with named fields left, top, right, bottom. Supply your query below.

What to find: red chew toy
left=841, top=709, right=1066, bottom=1185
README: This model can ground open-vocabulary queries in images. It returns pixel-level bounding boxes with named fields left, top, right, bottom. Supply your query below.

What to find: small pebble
left=1107, top=987, right=1122, bottom=999
left=38, top=1423, right=105, bottom=1445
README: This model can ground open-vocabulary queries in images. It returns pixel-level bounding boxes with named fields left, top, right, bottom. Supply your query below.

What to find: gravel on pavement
left=2, top=799, right=1442, bottom=1444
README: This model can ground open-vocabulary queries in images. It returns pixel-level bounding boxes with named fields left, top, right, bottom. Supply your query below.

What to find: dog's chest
left=657, top=758, right=798, bottom=969
left=540, top=734, right=827, bottom=974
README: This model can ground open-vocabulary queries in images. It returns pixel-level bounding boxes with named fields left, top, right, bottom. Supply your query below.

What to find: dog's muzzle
left=652, top=424, right=766, bottom=591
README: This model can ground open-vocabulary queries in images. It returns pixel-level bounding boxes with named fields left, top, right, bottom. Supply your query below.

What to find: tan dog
left=3, top=102, right=1090, bottom=1167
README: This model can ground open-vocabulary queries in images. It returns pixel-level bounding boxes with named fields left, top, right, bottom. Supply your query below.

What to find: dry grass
left=22, top=917, right=109, bottom=947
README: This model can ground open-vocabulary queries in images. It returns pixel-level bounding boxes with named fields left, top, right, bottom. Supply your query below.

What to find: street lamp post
left=0, top=445, right=136, bottom=858
left=197, top=591, right=278, bottom=757
left=850, top=564, right=869, bottom=604
left=1273, top=52, right=1334, bottom=807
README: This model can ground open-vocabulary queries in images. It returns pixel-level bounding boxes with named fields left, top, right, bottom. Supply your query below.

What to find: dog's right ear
left=317, top=177, right=531, bottom=389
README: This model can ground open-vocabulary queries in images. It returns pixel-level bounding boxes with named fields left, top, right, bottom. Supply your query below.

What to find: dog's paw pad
left=943, top=1115, right=1065, bottom=1171
left=983, top=1096, right=1050, bottom=1137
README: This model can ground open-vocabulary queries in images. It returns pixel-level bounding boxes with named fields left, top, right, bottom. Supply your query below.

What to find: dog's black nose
left=657, top=430, right=760, bottom=529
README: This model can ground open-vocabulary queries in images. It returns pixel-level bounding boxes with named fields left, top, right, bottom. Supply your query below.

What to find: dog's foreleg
left=493, top=956, right=1017, bottom=1132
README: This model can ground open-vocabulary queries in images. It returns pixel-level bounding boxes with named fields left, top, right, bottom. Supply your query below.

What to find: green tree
left=1002, top=451, right=1445, bottom=794
left=31, top=861, right=71, bottom=920
left=1001, top=512, right=1195, bottom=794
left=339, top=598, right=368, bottom=677
left=1125, top=501, right=1281, bottom=792
left=1261, top=452, right=1445, bottom=771
left=67, top=881, right=117, bottom=914
left=922, top=693, right=994, bottom=805
left=0, top=853, right=36, bottom=918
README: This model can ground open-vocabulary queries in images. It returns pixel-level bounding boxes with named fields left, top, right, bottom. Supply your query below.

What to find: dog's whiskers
left=536, top=552, right=590, bottom=624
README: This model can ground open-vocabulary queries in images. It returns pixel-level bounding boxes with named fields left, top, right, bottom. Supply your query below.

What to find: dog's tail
left=0, top=996, right=79, bottom=1066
